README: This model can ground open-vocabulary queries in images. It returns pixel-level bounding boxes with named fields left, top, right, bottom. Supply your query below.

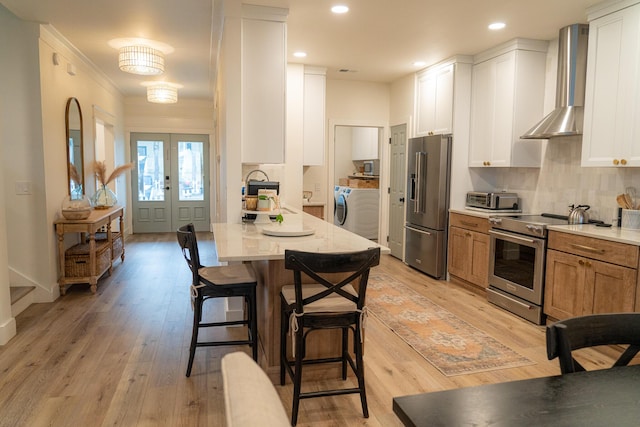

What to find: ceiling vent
left=521, top=24, right=589, bottom=139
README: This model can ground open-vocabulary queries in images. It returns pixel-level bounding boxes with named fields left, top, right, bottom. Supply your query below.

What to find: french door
left=131, top=133, right=210, bottom=233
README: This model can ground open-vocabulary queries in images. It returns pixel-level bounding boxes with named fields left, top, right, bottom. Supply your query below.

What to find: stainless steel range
left=486, top=214, right=571, bottom=324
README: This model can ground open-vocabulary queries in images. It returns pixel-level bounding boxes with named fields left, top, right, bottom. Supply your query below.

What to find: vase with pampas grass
left=91, top=161, right=134, bottom=209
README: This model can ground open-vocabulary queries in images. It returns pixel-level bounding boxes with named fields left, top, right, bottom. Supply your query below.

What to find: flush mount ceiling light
left=109, top=38, right=174, bottom=76
left=413, top=61, right=427, bottom=67
left=488, top=22, right=506, bottom=30
left=293, top=51, right=307, bottom=58
left=331, top=5, right=349, bottom=14
left=142, top=82, right=182, bottom=104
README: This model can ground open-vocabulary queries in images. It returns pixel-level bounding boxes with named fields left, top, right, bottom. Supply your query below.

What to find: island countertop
left=213, top=206, right=390, bottom=262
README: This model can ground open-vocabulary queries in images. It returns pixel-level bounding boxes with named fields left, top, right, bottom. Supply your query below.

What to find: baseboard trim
left=0, top=317, right=17, bottom=345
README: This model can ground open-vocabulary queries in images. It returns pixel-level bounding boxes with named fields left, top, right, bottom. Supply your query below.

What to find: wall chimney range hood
left=521, top=24, right=589, bottom=139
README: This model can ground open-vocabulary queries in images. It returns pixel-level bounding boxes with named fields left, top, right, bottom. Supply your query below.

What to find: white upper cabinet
left=582, top=0, right=640, bottom=167
left=303, top=67, right=326, bottom=166
left=351, top=127, right=379, bottom=160
left=468, top=39, right=547, bottom=167
left=241, top=8, right=287, bottom=164
left=415, top=62, right=454, bottom=136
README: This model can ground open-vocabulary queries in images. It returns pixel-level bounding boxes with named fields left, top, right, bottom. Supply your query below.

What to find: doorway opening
left=331, top=124, right=383, bottom=241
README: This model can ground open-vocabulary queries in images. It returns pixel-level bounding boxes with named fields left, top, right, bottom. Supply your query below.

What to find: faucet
left=244, top=169, right=270, bottom=183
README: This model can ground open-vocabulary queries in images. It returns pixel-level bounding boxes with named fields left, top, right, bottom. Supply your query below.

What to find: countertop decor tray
left=261, top=224, right=315, bottom=237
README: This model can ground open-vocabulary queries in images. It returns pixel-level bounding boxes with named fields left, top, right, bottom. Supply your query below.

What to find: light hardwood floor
left=0, top=232, right=617, bottom=426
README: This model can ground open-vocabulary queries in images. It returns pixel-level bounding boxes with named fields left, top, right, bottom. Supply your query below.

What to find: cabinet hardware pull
left=460, top=221, right=478, bottom=228
left=579, top=259, right=585, bottom=266
left=465, top=232, right=472, bottom=237
left=570, top=243, right=605, bottom=254
left=613, top=159, right=620, bottom=165
left=621, top=159, right=628, bottom=165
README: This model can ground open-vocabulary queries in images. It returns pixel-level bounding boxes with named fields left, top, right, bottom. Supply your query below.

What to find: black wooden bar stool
left=177, top=223, right=258, bottom=377
left=279, top=247, right=380, bottom=425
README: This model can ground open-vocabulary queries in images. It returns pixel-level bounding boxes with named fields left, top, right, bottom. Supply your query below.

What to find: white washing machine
left=335, top=188, right=380, bottom=240
left=333, top=185, right=348, bottom=225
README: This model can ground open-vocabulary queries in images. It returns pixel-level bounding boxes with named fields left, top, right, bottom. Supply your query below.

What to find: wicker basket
left=65, top=240, right=111, bottom=278
left=93, top=232, right=124, bottom=260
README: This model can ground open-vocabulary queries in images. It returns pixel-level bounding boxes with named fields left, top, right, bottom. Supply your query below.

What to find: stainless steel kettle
left=568, top=204, right=590, bottom=224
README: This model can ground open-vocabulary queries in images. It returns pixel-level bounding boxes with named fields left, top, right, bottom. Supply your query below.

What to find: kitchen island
left=212, top=206, right=389, bottom=380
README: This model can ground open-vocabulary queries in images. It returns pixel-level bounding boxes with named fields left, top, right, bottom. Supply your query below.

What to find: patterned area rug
left=366, top=272, right=534, bottom=376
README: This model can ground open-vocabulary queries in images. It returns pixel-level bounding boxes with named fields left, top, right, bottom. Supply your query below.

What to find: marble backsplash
left=493, top=136, right=640, bottom=225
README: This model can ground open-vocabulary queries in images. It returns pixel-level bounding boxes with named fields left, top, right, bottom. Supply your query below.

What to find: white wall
left=0, top=8, right=127, bottom=328
left=37, top=26, right=125, bottom=302
left=218, top=3, right=245, bottom=224
left=0, top=5, right=41, bottom=342
left=389, top=73, right=414, bottom=129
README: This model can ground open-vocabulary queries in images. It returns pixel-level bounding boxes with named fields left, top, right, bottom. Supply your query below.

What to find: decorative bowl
left=62, top=208, right=92, bottom=220
left=61, top=194, right=92, bottom=219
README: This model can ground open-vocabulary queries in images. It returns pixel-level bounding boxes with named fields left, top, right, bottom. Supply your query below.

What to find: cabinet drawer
left=548, top=231, right=639, bottom=268
left=449, top=213, right=490, bottom=234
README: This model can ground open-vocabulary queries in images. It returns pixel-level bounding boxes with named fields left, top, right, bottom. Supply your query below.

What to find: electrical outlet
left=314, top=183, right=321, bottom=192
left=15, top=181, right=32, bottom=195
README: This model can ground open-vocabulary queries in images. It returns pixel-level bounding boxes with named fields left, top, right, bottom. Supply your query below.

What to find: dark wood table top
left=393, top=364, right=640, bottom=427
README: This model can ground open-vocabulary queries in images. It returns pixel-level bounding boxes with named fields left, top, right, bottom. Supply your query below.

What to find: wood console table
left=54, top=205, right=125, bottom=295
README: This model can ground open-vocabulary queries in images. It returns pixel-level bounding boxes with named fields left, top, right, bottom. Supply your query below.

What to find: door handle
left=165, top=186, right=170, bottom=190
left=399, top=197, right=405, bottom=202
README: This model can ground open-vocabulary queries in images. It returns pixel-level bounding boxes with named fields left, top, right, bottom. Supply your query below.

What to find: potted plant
left=256, top=194, right=283, bottom=223
left=256, top=194, right=272, bottom=211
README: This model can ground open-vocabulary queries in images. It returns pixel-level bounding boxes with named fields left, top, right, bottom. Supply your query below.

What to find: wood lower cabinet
left=302, top=205, right=324, bottom=220
left=448, top=212, right=490, bottom=289
left=544, top=231, right=639, bottom=320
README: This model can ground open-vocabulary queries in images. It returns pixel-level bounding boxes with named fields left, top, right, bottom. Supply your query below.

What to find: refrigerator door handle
left=414, top=151, right=426, bottom=214
left=404, top=224, right=432, bottom=236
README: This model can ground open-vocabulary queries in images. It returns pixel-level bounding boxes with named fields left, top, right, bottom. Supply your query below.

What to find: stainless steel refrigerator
left=404, top=135, right=452, bottom=279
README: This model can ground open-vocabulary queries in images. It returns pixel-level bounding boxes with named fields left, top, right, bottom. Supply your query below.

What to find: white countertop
left=547, top=224, right=640, bottom=246
left=450, top=208, right=640, bottom=246
left=449, top=208, right=524, bottom=218
left=213, top=206, right=390, bottom=262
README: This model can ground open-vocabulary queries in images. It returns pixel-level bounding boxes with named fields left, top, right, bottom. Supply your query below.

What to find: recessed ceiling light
left=488, top=22, right=506, bottom=30
left=293, top=51, right=307, bottom=58
left=331, top=5, right=349, bottom=14
left=413, top=61, right=426, bottom=67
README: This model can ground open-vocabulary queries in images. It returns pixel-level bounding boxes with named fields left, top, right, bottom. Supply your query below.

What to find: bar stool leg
left=280, top=299, right=288, bottom=386
left=250, top=289, right=258, bottom=361
left=291, top=327, right=304, bottom=426
left=355, top=324, right=368, bottom=418
left=186, top=294, right=203, bottom=377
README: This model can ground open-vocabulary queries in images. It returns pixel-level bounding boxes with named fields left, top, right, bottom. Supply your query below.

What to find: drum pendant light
left=142, top=82, right=182, bottom=104
left=118, top=45, right=165, bottom=75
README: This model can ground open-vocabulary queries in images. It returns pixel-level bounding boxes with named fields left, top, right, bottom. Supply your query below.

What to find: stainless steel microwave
left=363, top=160, right=379, bottom=176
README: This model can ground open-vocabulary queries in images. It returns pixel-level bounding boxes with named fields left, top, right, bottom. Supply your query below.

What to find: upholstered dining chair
left=279, top=247, right=380, bottom=426
left=222, top=351, right=290, bottom=427
left=546, top=313, right=640, bottom=374
left=176, top=223, right=258, bottom=377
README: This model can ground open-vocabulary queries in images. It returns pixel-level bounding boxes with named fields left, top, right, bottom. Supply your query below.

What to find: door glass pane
left=136, top=140, right=165, bottom=201
left=178, top=141, right=204, bottom=201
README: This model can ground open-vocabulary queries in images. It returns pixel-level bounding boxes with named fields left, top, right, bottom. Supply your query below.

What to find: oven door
left=488, top=229, right=546, bottom=305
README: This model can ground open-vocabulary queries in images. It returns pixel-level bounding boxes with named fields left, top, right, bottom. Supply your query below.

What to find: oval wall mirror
left=65, top=97, right=84, bottom=195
